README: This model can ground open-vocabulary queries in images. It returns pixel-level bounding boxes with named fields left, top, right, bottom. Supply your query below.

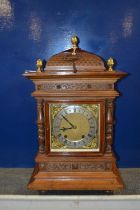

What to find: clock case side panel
left=45, top=100, right=105, bottom=157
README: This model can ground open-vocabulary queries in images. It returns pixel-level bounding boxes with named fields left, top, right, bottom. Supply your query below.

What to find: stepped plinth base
left=28, top=157, right=124, bottom=191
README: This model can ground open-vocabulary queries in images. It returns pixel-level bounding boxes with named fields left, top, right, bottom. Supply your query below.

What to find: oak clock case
left=23, top=36, right=127, bottom=191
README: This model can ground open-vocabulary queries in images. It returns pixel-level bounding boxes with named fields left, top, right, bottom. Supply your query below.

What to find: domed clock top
left=45, top=36, right=105, bottom=73
left=25, top=36, right=126, bottom=80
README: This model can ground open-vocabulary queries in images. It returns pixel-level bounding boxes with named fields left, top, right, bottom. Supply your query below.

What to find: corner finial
left=107, top=57, right=114, bottom=72
left=71, top=36, right=79, bottom=55
left=36, top=59, right=43, bottom=72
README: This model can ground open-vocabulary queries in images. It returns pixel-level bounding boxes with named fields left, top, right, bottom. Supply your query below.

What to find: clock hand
left=60, top=127, right=73, bottom=131
left=62, top=115, right=76, bottom=129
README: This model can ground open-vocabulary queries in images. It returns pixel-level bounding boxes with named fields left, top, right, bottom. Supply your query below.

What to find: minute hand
left=62, top=115, right=75, bottom=128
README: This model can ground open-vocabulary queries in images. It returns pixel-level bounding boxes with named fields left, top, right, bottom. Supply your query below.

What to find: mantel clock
left=23, top=36, right=127, bottom=191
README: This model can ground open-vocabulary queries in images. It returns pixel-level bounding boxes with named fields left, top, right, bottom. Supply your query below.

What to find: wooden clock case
left=23, top=38, right=127, bottom=191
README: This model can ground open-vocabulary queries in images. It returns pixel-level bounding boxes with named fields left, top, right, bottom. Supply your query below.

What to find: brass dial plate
left=50, top=103, right=100, bottom=152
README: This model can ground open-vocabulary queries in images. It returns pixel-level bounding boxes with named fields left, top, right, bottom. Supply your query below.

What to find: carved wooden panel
left=36, top=83, right=113, bottom=91
left=39, top=161, right=112, bottom=171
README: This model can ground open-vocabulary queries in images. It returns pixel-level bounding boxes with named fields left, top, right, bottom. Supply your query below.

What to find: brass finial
left=107, top=57, right=114, bottom=71
left=36, top=59, right=43, bottom=72
left=71, top=36, right=79, bottom=55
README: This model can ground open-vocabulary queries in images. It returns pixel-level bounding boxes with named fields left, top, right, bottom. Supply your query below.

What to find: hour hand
left=60, top=127, right=73, bottom=132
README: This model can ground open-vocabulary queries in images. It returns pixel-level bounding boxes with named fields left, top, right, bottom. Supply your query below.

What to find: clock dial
left=53, top=105, right=97, bottom=149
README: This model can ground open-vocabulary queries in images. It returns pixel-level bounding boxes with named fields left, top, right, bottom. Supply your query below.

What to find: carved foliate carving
left=39, top=161, right=112, bottom=171
left=37, top=99, right=45, bottom=153
left=36, top=83, right=113, bottom=91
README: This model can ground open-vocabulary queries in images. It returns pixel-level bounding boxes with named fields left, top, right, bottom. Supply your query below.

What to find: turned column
left=36, top=98, right=45, bottom=153
left=105, top=99, right=114, bottom=152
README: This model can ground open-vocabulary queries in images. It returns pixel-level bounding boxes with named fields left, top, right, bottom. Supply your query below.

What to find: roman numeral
left=64, top=110, right=67, bottom=115
left=64, top=139, right=67, bottom=144
left=74, top=142, right=77, bottom=146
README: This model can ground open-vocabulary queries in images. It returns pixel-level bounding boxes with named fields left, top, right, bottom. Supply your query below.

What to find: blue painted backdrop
left=0, top=0, right=140, bottom=167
